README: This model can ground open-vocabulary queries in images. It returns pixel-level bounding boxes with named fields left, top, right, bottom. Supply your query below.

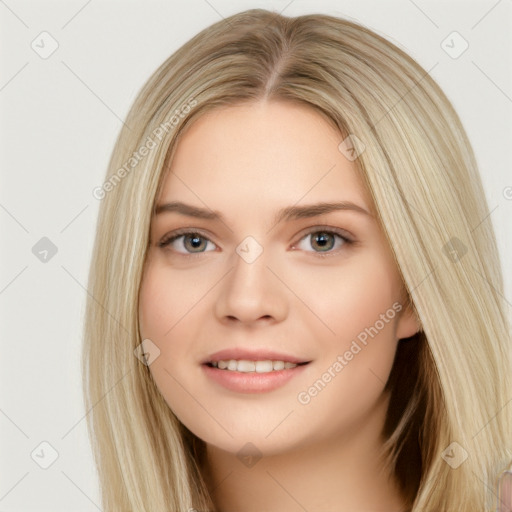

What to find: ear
left=395, top=300, right=421, bottom=340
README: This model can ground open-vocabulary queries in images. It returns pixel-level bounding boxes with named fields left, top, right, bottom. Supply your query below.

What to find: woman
left=83, top=8, right=512, bottom=511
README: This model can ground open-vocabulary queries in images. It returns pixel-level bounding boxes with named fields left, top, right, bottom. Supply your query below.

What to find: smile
left=202, top=359, right=311, bottom=393
left=208, top=359, right=307, bottom=373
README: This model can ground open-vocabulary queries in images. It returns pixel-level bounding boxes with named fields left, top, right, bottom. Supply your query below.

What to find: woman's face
left=138, top=100, right=419, bottom=456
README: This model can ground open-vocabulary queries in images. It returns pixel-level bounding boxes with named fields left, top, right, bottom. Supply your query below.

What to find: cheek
left=291, top=250, right=402, bottom=343
left=138, top=262, right=212, bottom=413
left=289, top=252, right=402, bottom=404
left=138, top=265, right=191, bottom=380
left=138, top=262, right=210, bottom=339
left=290, top=277, right=402, bottom=444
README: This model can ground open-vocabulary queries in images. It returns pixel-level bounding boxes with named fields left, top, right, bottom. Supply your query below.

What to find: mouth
left=204, top=359, right=310, bottom=373
left=201, top=350, right=312, bottom=393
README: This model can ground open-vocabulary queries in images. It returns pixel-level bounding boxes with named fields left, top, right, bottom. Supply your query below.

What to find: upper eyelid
left=158, top=228, right=215, bottom=246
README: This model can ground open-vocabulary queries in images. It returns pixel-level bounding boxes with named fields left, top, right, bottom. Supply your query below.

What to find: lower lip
left=202, top=363, right=309, bottom=393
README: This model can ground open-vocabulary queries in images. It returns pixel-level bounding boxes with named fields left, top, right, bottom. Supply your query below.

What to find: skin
left=138, top=100, right=420, bottom=511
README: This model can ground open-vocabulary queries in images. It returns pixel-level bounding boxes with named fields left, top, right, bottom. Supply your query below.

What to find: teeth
left=211, top=359, right=299, bottom=373
left=255, top=360, right=272, bottom=373
left=272, top=360, right=284, bottom=370
left=237, top=360, right=256, bottom=372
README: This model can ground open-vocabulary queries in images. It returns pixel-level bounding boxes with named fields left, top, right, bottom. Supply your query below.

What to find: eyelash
left=157, top=226, right=355, bottom=258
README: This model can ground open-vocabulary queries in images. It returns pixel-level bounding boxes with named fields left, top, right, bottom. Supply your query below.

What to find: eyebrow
left=154, top=200, right=371, bottom=225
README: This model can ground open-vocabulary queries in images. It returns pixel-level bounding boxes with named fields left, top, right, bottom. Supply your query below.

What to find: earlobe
left=396, top=302, right=422, bottom=340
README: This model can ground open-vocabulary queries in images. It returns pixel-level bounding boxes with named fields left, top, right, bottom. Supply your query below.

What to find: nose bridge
left=214, top=236, right=287, bottom=323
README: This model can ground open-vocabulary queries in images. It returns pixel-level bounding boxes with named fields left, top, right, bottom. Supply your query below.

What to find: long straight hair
left=82, top=9, right=512, bottom=511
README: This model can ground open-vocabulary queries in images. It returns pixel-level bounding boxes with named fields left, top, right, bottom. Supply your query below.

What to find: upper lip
left=203, top=348, right=311, bottom=365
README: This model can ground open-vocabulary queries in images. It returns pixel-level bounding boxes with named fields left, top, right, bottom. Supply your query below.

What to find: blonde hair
left=82, top=9, right=512, bottom=511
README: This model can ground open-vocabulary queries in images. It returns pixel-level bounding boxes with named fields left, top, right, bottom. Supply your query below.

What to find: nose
left=214, top=246, right=289, bottom=326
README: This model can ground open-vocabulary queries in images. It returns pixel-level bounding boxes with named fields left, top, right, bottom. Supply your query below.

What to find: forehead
left=158, top=100, right=371, bottom=217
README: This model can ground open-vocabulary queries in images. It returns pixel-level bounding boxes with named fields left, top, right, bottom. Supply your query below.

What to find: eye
left=158, top=230, right=217, bottom=254
left=158, top=227, right=354, bottom=256
left=293, top=228, right=352, bottom=255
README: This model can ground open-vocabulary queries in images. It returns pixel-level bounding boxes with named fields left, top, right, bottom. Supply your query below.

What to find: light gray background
left=1, top=1, right=511, bottom=510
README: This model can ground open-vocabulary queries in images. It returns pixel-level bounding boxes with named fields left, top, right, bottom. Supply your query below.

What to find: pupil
left=314, top=232, right=334, bottom=251
left=186, top=234, right=205, bottom=252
